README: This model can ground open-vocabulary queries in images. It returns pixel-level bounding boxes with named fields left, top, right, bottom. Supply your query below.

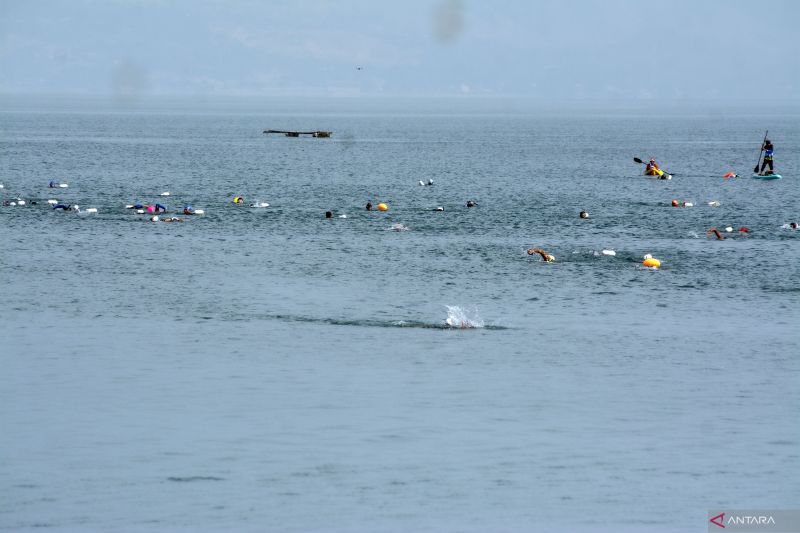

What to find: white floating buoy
left=160, top=192, right=170, bottom=196
left=601, top=249, right=616, bottom=256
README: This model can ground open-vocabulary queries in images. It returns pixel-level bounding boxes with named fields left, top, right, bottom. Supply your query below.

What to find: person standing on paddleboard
left=760, top=139, right=775, bottom=174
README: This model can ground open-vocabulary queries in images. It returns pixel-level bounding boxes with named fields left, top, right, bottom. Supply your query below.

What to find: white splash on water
left=444, top=305, right=484, bottom=329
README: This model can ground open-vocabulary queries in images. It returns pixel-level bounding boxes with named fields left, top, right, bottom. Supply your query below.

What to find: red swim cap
left=737, top=227, right=750, bottom=233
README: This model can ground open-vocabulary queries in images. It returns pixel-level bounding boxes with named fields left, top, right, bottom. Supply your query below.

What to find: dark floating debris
left=263, top=129, right=332, bottom=138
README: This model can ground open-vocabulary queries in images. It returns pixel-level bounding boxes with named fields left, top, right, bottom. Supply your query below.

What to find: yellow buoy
left=377, top=202, right=389, bottom=211
left=642, top=257, right=661, bottom=268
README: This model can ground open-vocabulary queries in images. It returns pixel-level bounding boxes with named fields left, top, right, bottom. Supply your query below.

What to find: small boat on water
left=644, top=168, right=671, bottom=179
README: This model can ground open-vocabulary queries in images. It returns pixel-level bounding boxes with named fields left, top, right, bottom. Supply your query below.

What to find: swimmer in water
left=706, top=228, right=725, bottom=240
left=183, top=205, right=195, bottom=215
left=445, top=317, right=469, bottom=329
left=580, top=210, right=589, bottom=219
left=161, top=216, right=183, bottom=222
left=365, top=202, right=372, bottom=211
left=527, top=248, right=555, bottom=262
left=790, top=222, right=798, bottom=230
left=466, top=200, right=477, bottom=208
left=325, top=210, right=333, bottom=219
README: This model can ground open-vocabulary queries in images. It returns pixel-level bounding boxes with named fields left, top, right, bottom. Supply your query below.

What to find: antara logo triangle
left=710, top=512, right=726, bottom=528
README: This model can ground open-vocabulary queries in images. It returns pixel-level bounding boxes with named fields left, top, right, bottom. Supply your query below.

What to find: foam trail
left=444, top=305, right=484, bottom=329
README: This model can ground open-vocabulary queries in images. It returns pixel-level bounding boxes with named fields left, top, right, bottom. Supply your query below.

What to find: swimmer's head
left=579, top=211, right=589, bottom=219
left=671, top=199, right=679, bottom=207
left=325, top=210, right=333, bottom=218
left=791, top=222, right=798, bottom=229
left=466, top=200, right=476, bottom=208
left=366, top=202, right=372, bottom=211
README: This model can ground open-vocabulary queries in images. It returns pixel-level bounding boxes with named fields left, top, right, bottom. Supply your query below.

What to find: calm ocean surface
left=1, top=98, right=798, bottom=532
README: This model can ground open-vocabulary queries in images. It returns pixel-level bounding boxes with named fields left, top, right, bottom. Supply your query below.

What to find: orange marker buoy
left=377, top=203, right=388, bottom=211
left=642, top=258, right=661, bottom=268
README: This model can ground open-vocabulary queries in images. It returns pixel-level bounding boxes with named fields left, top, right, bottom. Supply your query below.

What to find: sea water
left=1, top=98, right=798, bottom=532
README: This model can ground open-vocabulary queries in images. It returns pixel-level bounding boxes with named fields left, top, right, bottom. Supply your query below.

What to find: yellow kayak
left=644, top=168, right=664, bottom=176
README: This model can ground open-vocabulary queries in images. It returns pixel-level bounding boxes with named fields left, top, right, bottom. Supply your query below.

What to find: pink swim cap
left=146, top=205, right=155, bottom=213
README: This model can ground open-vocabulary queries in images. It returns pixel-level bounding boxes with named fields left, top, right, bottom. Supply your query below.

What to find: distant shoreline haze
left=1, top=94, right=799, bottom=117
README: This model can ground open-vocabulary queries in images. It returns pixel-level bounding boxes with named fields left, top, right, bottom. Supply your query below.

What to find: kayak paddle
left=753, top=129, right=768, bottom=174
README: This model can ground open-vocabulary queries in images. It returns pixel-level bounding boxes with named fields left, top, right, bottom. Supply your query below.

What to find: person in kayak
left=645, top=158, right=661, bottom=175
left=760, top=139, right=774, bottom=174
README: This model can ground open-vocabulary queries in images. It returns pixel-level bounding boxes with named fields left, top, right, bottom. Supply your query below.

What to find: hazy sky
left=1, top=0, right=798, bottom=100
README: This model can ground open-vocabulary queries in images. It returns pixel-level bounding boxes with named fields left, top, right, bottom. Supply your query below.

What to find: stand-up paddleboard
left=752, top=173, right=782, bottom=180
